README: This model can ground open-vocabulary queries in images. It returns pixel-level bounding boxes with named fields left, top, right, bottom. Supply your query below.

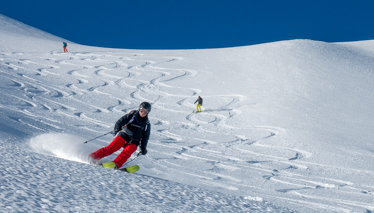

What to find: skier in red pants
left=89, top=102, right=151, bottom=169
left=63, top=42, right=68, bottom=52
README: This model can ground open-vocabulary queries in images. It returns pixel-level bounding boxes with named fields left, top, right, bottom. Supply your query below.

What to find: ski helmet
left=139, top=102, right=151, bottom=113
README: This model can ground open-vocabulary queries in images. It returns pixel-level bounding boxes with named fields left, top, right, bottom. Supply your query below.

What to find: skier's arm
left=113, top=113, right=132, bottom=133
left=140, top=124, right=151, bottom=155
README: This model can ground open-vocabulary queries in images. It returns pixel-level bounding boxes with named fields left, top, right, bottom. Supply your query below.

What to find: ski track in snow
left=1, top=49, right=373, bottom=213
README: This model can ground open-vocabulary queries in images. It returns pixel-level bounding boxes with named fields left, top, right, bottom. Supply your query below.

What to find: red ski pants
left=89, top=135, right=137, bottom=168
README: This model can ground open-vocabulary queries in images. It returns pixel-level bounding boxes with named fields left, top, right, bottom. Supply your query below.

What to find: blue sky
left=1, top=0, right=374, bottom=49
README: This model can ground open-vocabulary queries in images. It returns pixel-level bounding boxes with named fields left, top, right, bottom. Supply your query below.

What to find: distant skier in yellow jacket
left=194, top=96, right=203, bottom=112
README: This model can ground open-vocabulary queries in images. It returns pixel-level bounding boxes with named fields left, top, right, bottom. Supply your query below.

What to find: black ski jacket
left=114, top=110, right=150, bottom=151
left=194, top=97, right=203, bottom=105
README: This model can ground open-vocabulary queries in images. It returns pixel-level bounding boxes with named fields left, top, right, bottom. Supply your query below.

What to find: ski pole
left=83, top=130, right=114, bottom=144
left=123, top=152, right=141, bottom=166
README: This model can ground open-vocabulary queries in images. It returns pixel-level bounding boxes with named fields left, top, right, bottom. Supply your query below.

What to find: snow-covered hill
left=1, top=14, right=373, bottom=212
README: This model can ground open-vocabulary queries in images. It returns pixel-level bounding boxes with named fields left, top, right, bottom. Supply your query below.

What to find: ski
left=90, top=161, right=140, bottom=173
left=117, top=165, right=140, bottom=173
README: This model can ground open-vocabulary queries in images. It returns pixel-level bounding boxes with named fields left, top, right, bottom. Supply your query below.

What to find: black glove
left=141, top=149, right=147, bottom=155
left=112, top=128, right=120, bottom=136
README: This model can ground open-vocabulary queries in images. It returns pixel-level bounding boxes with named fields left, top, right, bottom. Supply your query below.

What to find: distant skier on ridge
left=89, top=102, right=151, bottom=169
left=194, top=96, right=203, bottom=112
left=63, top=42, right=68, bottom=52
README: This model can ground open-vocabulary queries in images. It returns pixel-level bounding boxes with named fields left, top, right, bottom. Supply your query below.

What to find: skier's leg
left=89, top=135, right=126, bottom=160
left=197, top=104, right=201, bottom=112
left=113, top=144, right=137, bottom=168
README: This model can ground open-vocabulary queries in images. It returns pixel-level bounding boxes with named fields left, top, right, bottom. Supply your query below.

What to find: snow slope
left=1, top=14, right=374, bottom=212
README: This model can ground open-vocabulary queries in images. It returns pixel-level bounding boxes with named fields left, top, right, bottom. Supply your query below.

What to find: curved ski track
left=1, top=50, right=373, bottom=213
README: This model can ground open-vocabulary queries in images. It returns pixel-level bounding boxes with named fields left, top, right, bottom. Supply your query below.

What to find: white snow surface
left=0, top=14, right=374, bottom=212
